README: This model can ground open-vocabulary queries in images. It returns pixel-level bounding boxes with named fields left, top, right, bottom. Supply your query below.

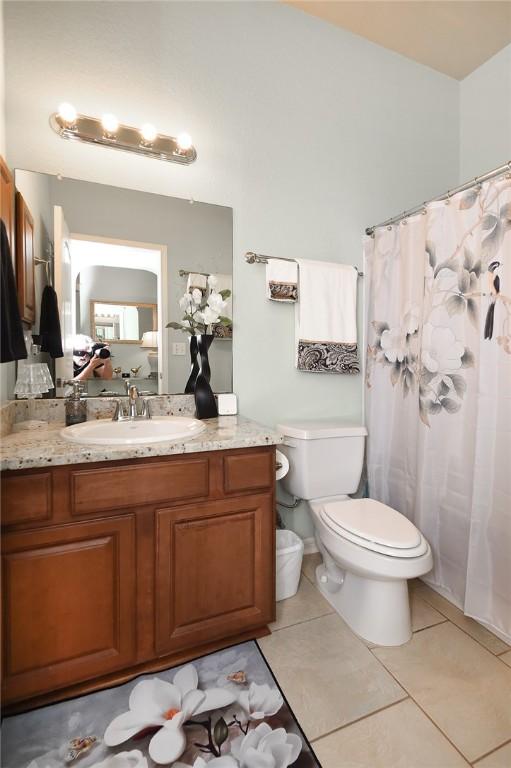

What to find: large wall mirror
left=14, top=170, right=233, bottom=397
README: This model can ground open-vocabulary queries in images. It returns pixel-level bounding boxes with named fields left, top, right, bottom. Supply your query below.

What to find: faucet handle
left=112, top=399, right=128, bottom=421
left=141, top=398, right=152, bottom=419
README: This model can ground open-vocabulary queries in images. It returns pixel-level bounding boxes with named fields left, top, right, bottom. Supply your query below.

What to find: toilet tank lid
left=277, top=420, right=368, bottom=440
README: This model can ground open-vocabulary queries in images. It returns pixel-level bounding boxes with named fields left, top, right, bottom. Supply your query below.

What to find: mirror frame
left=88, top=298, right=157, bottom=344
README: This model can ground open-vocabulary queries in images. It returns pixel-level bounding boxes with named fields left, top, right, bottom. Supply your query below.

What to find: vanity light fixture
left=50, top=105, right=197, bottom=165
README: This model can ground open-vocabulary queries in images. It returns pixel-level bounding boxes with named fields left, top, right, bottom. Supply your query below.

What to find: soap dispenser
left=65, top=381, right=87, bottom=426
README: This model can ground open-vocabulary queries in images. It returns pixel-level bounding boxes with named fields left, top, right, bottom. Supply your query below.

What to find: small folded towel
left=187, top=273, right=207, bottom=293
left=295, top=259, right=359, bottom=374
left=266, top=259, right=298, bottom=302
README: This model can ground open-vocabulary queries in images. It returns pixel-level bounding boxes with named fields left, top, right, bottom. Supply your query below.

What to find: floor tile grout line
left=367, top=627, right=473, bottom=766
left=415, top=588, right=510, bottom=657
left=309, top=695, right=410, bottom=744
left=270, top=607, right=334, bottom=634
left=471, top=736, right=511, bottom=765
left=409, top=617, right=448, bottom=635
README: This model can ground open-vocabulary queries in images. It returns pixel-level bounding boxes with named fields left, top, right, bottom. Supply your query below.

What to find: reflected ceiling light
left=177, top=132, right=193, bottom=151
left=140, top=123, right=157, bottom=144
left=57, top=102, right=77, bottom=126
left=50, top=106, right=197, bottom=165
left=101, top=113, right=119, bottom=136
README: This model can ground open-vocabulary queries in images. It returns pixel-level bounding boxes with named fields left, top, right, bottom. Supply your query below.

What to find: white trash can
left=276, top=529, right=304, bottom=602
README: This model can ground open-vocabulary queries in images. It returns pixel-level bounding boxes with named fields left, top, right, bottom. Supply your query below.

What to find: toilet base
left=315, top=563, right=412, bottom=646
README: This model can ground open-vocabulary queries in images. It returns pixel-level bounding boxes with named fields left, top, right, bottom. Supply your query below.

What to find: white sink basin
left=60, top=417, right=206, bottom=446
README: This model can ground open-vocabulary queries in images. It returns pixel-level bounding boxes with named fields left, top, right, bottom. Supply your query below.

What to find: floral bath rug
left=2, top=641, right=321, bottom=768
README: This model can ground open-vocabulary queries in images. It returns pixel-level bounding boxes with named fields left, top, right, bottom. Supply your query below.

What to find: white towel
left=295, top=259, right=359, bottom=373
left=187, top=273, right=207, bottom=293
left=266, top=259, right=298, bottom=302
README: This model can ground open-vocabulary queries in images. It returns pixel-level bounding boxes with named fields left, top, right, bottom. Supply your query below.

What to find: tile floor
left=259, top=553, right=511, bottom=768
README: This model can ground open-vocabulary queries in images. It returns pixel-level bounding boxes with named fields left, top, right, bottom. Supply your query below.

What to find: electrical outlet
left=172, top=342, right=186, bottom=356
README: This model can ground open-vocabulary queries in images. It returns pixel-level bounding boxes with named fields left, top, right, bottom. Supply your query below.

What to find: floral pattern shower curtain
left=365, top=174, right=511, bottom=642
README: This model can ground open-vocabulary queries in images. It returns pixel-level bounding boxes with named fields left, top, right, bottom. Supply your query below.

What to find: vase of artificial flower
left=167, top=274, right=232, bottom=418
left=194, top=333, right=217, bottom=418
left=184, top=335, right=199, bottom=394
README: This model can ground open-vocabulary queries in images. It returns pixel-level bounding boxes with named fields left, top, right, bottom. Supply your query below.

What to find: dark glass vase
left=184, top=335, right=199, bottom=394
left=194, top=334, right=218, bottom=419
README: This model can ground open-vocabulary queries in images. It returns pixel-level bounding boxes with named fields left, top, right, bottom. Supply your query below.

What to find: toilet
left=277, top=420, right=433, bottom=646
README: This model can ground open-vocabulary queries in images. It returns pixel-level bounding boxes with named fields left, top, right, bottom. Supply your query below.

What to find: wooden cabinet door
left=155, top=493, right=275, bottom=655
left=15, top=191, right=35, bottom=325
left=2, top=515, right=137, bottom=703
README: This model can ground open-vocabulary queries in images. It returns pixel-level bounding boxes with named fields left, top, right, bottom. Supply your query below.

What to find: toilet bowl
left=277, top=420, right=433, bottom=647
left=310, top=495, right=432, bottom=645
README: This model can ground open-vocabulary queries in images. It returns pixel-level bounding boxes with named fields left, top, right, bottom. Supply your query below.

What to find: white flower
left=238, top=682, right=283, bottom=720
left=380, top=327, right=407, bottom=363
left=202, top=306, right=220, bottom=326
left=207, top=291, right=227, bottom=315
left=174, top=757, right=238, bottom=768
left=403, top=304, right=420, bottom=335
left=90, top=751, right=148, bottom=768
left=231, top=723, right=301, bottom=768
left=103, top=665, right=236, bottom=765
left=192, top=288, right=203, bottom=305
left=421, top=323, right=464, bottom=374
left=179, top=293, right=193, bottom=312
left=207, top=274, right=218, bottom=289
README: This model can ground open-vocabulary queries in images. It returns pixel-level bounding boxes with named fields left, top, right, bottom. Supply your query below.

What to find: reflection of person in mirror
left=73, top=334, right=113, bottom=380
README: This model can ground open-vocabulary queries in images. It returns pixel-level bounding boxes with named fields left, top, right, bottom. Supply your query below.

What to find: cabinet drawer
left=223, top=450, right=274, bottom=494
left=1, top=472, right=52, bottom=526
left=71, top=458, right=209, bottom=515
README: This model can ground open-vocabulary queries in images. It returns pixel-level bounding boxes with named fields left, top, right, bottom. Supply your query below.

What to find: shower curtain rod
left=365, top=159, right=511, bottom=236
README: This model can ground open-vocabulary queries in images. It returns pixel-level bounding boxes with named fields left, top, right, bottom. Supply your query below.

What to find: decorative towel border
left=297, top=339, right=359, bottom=373
left=269, top=281, right=298, bottom=302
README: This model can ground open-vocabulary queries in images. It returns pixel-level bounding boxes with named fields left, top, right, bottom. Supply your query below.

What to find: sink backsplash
left=0, top=395, right=197, bottom=436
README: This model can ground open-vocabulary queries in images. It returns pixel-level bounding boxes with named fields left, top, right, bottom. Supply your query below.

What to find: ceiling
left=286, top=1, right=511, bottom=79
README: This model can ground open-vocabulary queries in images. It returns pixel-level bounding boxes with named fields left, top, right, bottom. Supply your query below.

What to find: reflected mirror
left=14, top=169, right=233, bottom=397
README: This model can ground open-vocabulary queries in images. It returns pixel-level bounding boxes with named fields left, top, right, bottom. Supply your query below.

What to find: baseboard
left=303, top=536, right=318, bottom=555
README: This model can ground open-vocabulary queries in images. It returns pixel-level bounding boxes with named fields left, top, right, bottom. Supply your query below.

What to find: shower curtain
left=364, top=174, right=511, bottom=642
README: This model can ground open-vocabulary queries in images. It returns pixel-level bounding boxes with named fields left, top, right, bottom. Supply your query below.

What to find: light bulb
left=140, top=123, right=157, bottom=143
left=101, top=113, right=119, bottom=135
left=177, top=132, right=193, bottom=151
left=57, top=102, right=77, bottom=125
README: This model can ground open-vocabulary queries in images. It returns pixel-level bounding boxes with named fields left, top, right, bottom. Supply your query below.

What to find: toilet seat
left=319, top=498, right=428, bottom=558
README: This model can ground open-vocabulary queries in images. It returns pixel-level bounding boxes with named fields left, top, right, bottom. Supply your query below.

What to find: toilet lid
left=321, top=498, right=422, bottom=550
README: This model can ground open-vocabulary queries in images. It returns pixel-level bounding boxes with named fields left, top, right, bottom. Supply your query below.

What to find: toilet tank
left=277, top=420, right=367, bottom=500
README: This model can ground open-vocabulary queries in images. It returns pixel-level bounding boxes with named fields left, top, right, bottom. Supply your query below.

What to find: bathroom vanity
left=0, top=411, right=280, bottom=712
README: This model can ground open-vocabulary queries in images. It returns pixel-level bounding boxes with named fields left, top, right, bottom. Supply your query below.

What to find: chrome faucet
left=112, top=384, right=151, bottom=421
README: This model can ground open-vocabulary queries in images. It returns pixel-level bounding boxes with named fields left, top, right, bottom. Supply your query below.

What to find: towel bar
left=245, top=251, right=363, bottom=277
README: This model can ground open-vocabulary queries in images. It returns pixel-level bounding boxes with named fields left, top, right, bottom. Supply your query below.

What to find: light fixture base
left=50, top=113, right=197, bottom=165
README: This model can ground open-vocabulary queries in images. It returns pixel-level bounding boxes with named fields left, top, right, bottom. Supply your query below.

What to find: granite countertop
left=0, top=416, right=283, bottom=472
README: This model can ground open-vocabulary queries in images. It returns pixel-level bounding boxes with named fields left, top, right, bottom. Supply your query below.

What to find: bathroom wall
left=4, top=1, right=461, bottom=535
left=459, top=44, right=511, bottom=181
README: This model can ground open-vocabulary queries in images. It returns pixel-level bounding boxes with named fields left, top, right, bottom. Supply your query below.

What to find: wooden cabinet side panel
left=0, top=156, right=14, bottom=250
